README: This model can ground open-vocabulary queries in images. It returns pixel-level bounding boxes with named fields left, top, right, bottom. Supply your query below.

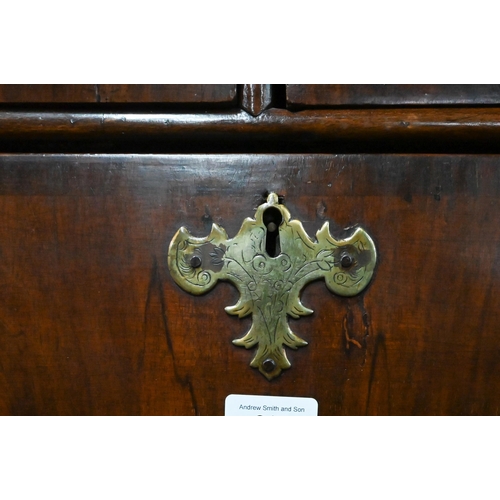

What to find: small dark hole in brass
left=263, top=207, right=283, bottom=257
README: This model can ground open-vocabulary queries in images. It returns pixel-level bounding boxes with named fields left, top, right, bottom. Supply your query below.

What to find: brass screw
left=262, top=358, right=276, bottom=373
left=341, top=254, right=353, bottom=268
left=190, top=256, right=202, bottom=268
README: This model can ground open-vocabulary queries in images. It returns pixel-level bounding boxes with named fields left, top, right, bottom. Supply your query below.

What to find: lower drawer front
left=0, top=154, right=498, bottom=415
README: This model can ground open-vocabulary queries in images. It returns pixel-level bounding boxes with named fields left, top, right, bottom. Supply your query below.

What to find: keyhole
left=263, top=207, right=283, bottom=257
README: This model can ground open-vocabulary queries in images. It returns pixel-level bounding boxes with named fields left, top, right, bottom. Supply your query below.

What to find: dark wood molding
left=2, top=107, right=500, bottom=153
left=239, top=84, right=273, bottom=116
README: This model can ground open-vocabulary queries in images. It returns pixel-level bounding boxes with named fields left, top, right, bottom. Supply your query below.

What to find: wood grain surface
left=287, top=84, right=500, bottom=108
left=0, top=85, right=237, bottom=104
left=0, top=154, right=498, bottom=415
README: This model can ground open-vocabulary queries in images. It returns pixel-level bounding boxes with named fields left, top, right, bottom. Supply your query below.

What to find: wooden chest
left=1, top=85, right=499, bottom=415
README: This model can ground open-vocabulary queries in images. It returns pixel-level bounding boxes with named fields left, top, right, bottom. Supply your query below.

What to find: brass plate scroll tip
left=168, top=193, right=376, bottom=380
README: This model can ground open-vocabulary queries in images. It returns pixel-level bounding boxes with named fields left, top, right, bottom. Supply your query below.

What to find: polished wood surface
left=0, top=154, right=499, bottom=415
left=0, top=85, right=98, bottom=103
left=98, top=84, right=237, bottom=104
left=3, top=108, right=500, bottom=153
left=287, top=84, right=500, bottom=108
left=0, top=84, right=237, bottom=104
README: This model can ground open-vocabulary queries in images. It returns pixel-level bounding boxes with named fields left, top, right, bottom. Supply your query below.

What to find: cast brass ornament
left=168, top=193, right=377, bottom=380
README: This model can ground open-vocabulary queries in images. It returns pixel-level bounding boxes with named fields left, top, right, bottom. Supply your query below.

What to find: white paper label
left=225, top=394, right=318, bottom=416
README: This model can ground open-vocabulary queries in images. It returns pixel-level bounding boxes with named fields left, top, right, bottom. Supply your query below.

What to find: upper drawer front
left=0, top=84, right=237, bottom=105
left=287, top=84, right=500, bottom=108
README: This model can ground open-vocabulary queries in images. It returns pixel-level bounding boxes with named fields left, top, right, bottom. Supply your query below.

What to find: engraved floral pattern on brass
left=168, top=193, right=377, bottom=380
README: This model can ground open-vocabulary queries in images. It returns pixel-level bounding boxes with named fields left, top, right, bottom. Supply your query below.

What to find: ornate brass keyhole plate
left=168, top=193, right=377, bottom=380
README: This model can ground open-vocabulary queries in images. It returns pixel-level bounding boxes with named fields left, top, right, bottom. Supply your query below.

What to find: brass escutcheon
left=168, top=193, right=377, bottom=380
